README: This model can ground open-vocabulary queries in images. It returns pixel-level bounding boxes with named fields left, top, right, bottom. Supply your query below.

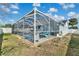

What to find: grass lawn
left=0, top=34, right=3, bottom=55
left=0, top=33, right=72, bottom=56
left=66, top=34, right=79, bottom=56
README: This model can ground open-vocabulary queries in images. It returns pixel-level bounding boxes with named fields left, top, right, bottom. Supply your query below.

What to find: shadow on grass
left=0, top=30, right=3, bottom=56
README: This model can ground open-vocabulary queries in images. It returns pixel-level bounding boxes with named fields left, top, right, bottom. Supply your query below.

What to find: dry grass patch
left=1, top=34, right=71, bottom=56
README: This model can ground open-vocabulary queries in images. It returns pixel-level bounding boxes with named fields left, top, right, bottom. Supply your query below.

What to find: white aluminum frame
left=13, top=7, right=60, bottom=43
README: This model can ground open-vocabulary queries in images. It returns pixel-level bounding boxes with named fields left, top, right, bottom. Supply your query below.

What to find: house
left=57, top=20, right=69, bottom=36
left=12, top=7, right=68, bottom=43
left=0, top=28, right=12, bottom=34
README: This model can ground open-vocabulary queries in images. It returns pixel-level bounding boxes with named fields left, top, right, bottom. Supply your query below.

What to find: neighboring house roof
left=58, top=20, right=67, bottom=26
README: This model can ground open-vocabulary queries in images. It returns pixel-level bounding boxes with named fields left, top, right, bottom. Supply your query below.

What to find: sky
left=0, top=3, right=79, bottom=25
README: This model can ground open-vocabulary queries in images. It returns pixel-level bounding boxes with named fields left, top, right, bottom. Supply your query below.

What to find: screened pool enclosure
left=13, top=8, right=59, bottom=43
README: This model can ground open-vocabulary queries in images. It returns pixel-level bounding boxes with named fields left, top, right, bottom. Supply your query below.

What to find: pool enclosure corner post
left=48, top=12, right=51, bottom=37
left=16, top=23, right=18, bottom=34
left=49, top=15, right=50, bottom=37
left=34, top=7, right=37, bottom=43
left=23, top=18, right=24, bottom=38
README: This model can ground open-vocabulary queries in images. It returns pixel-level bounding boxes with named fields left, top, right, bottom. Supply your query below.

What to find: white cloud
left=0, top=4, right=11, bottom=13
left=53, top=14, right=65, bottom=21
left=33, top=3, right=40, bottom=7
left=54, top=14, right=58, bottom=18
left=45, top=13, right=65, bottom=22
left=38, top=13, right=65, bottom=22
left=60, top=3, right=75, bottom=10
left=0, top=4, right=19, bottom=14
left=0, top=19, right=2, bottom=22
left=9, top=19, right=14, bottom=22
left=10, top=4, right=19, bottom=10
left=0, top=5, right=5, bottom=8
left=69, top=4, right=75, bottom=8
left=67, top=12, right=79, bottom=19
left=9, top=19, right=15, bottom=23
left=67, top=12, right=76, bottom=17
left=59, top=16, right=65, bottom=20
left=63, top=5, right=69, bottom=9
left=12, top=11, right=18, bottom=14
left=2, top=7, right=10, bottom=12
left=0, top=19, right=3, bottom=24
left=49, top=8, right=58, bottom=12
left=5, top=8, right=10, bottom=12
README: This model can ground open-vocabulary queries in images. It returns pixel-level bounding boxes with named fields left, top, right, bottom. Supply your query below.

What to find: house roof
left=58, top=20, right=67, bottom=26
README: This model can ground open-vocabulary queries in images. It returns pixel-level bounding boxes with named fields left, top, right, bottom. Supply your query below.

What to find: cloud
left=12, top=11, right=18, bottom=14
left=9, top=19, right=15, bottom=23
left=49, top=8, right=58, bottom=12
left=0, top=4, right=19, bottom=14
left=10, top=4, right=19, bottom=10
left=69, top=4, right=75, bottom=8
left=53, top=14, right=65, bottom=21
left=0, top=19, right=3, bottom=24
left=33, top=3, right=40, bottom=7
left=67, top=11, right=79, bottom=19
left=0, top=4, right=11, bottom=13
left=0, top=19, right=2, bottom=22
left=63, top=5, right=69, bottom=9
left=4, top=8, right=10, bottom=12
left=45, top=13, right=65, bottom=22
left=67, top=12, right=76, bottom=17
left=60, top=3, right=75, bottom=10
left=9, top=19, right=14, bottom=22
left=0, top=5, right=10, bottom=12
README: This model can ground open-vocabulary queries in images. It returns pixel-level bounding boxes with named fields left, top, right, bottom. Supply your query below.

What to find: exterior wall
left=57, top=21, right=78, bottom=37
left=1, top=28, right=12, bottom=33
left=57, top=21, right=69, bottom=37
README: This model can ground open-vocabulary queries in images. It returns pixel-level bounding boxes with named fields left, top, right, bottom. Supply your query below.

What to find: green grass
left=66, top=34, right=79, bottom=56
left=0, top=34, right=3, bottom=38
left=0, top=34, right=3, bottom=55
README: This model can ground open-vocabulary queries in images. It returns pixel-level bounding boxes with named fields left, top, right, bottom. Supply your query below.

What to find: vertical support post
left=16, top=23, right=18, bottom=34
left=49, top=13, right=51, bottom=37
left=23, top=18, right=24, bottom=38
left=53, top=19, right=56, bottom=36
left=34, top=7, right=37, bottom=43
left=49, top=17, right=50, bottom=37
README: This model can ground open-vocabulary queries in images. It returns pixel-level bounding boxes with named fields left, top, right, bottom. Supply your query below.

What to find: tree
left=69, top=18, right=78, bottom=29
left=0, top=24, right=13, bottom=28
left=4, top=24, right=13, bottom=28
